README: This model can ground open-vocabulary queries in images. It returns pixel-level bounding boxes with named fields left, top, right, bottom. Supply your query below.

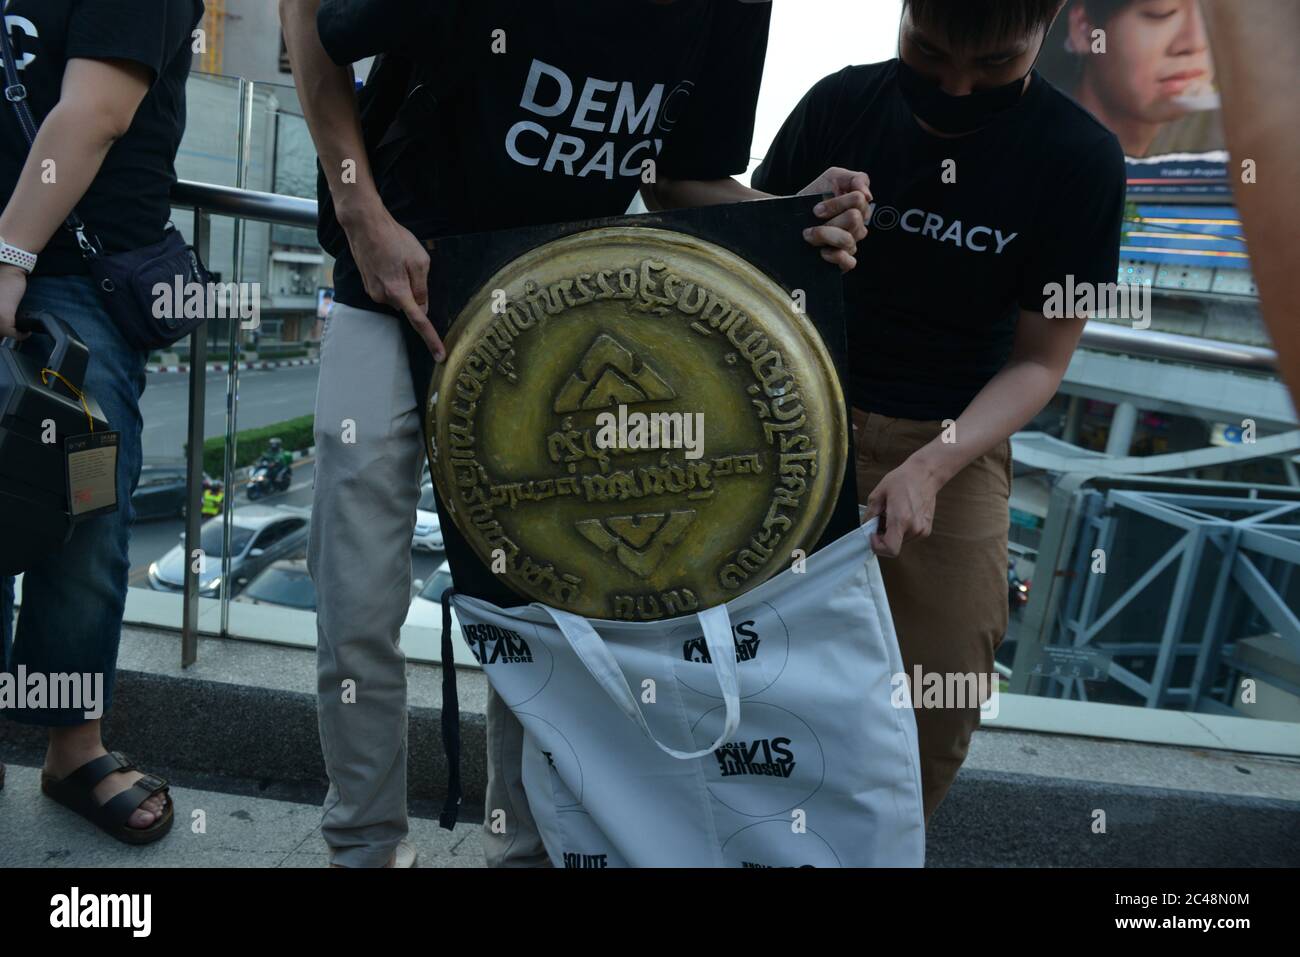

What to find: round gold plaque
left=426, top=226, right=846, bottom=621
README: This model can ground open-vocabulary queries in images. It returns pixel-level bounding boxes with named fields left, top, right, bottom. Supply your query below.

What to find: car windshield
left=199, top=522, right=256, bottom=557
left=245, top=566, right=316, bottom=609
left=419, top=570, right=454, bottom=601
left=418, top=486, right=438, bottom=511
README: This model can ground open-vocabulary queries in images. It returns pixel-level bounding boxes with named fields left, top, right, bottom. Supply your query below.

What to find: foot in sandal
left=42, top=745, right=173, bottom=844
left=43, top=722, right=169, bottom=832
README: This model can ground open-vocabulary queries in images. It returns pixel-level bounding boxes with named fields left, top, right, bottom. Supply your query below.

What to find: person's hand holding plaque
left=798, top=166, right=873, bottom=273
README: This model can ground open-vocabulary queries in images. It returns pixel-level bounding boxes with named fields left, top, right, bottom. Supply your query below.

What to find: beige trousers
left=852, top=407, right=1011, bottom=823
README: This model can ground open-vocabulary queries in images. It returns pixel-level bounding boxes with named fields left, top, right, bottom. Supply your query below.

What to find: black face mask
left=896, top=57, right=1029, bottom=135
left=894, top=6, right=1062, bottom=138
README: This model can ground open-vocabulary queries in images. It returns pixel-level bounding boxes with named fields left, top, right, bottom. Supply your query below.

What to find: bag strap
left=438, top=587, right=462, bottom=829
left=536, top=603, right=742, bottom=761
left=0, top=18, right=101, bottom=257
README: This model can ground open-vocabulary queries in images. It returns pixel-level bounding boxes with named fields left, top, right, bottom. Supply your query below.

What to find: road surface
left=140, top=364, right=321, bottom=461
left=130, top=366, right=444, bottom=601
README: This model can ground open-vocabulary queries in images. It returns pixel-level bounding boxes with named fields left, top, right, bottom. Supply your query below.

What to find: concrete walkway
left=0, top=763, right=485, bottom=868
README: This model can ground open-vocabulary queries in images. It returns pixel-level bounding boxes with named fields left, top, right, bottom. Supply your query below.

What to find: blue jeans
left=1, top=275, right=147, bottom=727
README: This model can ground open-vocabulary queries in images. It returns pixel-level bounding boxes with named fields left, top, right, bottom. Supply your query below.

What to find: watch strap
left=0, top=240, right=36, bottom=274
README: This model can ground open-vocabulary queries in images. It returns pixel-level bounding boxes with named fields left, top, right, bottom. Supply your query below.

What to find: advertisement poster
left=1039, top=0, right=1230, bottom=198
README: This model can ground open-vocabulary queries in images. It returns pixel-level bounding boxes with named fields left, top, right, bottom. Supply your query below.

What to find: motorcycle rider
left=247, top=437, right=294, bottom=498
left=260, top=438, right=293, bottom=483
left=263, top=437, right=291, bottom=470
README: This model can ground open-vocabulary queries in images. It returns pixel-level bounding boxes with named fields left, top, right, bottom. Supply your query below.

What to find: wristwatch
left=0, top=236, right=37, bottom=274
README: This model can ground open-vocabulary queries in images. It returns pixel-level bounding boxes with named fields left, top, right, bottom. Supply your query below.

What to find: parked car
left=234, top=558, right=316, bottom=610
left=412, top=483, right=444, bottom=552
left=147, top=505, right=310, bottom=597
left=404, top=560, right=456, bottom=629
left=131, top=461, right=191, bottom=521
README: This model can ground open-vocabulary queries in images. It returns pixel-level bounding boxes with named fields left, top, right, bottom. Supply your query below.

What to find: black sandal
left=41, top=751, right=174, bottom=845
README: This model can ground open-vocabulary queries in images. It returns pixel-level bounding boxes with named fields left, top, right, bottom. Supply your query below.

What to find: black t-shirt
left=317, top=0, right=770, bottom=319
left=753, top=60, right=1126, bottom=422
left=0, top=0, right=202, bottom=276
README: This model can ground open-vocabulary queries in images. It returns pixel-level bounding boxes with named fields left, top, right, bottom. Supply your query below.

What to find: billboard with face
left=1039, top=0, right=1229, bottom=197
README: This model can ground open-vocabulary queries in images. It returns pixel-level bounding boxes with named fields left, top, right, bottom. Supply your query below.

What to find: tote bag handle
left=537, top=604, right=740, bottom=761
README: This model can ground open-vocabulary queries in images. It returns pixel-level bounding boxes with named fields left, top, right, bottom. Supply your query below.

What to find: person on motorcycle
left=247, top=438, right=294, bottom=499
left=262, top=437, right=292, bottom=471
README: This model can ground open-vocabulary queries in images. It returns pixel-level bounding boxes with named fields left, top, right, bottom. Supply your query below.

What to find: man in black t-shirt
left=754, top=0, right=1125, bottom=823
left=0, top=1, right=197, bottom=274
left=282, top=0, right=873, bottom=869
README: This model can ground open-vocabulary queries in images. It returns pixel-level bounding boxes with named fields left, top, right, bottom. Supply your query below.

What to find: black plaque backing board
left=410, top=195, right=860, bottom=613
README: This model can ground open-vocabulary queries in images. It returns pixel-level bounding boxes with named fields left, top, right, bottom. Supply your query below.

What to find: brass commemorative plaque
left=426, top=226, right=846, bottom=621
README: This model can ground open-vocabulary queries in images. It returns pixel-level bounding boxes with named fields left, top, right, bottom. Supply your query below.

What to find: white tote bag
left=452, top=519, right=924, bottom=867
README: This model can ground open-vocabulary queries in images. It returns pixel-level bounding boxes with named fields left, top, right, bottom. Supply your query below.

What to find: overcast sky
left=743, top=0, right=904, bottom=182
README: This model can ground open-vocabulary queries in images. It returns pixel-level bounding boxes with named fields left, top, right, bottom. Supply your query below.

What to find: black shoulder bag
left=0, top=24, right=211, bottom=351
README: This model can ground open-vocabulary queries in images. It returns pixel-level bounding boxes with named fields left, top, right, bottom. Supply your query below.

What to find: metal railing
left=165, top=178, right=1282, bottom=666
left=1080, top=322, right=1278, bottom=374
left=172, top=180, right=318, bottom=231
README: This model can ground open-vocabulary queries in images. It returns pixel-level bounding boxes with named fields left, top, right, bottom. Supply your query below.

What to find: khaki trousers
left=851, top=408, right=1010, bottom=823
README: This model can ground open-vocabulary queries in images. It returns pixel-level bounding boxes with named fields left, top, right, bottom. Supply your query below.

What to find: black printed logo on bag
left=741, top=862, right=817, bottom=869
left=563, top=852, right=608, bottom=868
left=462, top=623, right=534, bottom=664
left=714, top=738, right=796, bottom=778
left=683, top=620, right=761, bottom=664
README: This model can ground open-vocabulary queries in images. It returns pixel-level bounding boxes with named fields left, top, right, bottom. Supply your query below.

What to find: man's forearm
left=911, top=358, right=1064, bottom=487
left=1199, top=0, right=1300, bottom=397
left=279, top=0, right=384, bottom=226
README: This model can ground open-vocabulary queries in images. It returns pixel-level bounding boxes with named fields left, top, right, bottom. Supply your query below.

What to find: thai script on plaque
left=442, top=256, right=821, bottom=619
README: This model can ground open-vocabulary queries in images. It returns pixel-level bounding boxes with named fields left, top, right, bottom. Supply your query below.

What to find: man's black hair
left=903, top=0, right=1064, bottom=50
